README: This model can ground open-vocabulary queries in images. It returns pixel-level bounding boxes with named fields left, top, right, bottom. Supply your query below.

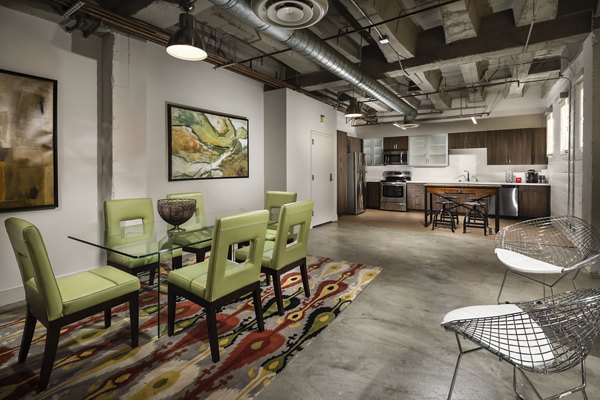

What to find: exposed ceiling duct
left=251, top=0, right=328, bottom=29
left=209, top=0, right=418, bottom=120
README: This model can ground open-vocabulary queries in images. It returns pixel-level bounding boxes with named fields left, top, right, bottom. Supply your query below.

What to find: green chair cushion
left=57, top=266, right=140, bottom=316
left=168, top=259, right=250, bottom=299
left=235, top=241, right=275, bottom=265
left=265, top=229, right=277, bottom=241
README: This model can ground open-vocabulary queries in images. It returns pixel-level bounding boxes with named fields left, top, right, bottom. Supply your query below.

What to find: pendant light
left=166, top=0, right=207, bottom=61
left=344, top=98, right=364, bottom=118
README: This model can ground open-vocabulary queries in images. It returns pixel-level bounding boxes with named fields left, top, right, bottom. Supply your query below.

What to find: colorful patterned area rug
left=0, top=255, right=380, bottom=399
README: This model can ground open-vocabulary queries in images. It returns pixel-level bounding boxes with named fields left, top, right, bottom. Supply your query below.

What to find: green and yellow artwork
left=0, top=69, right=58, bottom=212
left=168, top=104, right=249, bottom=180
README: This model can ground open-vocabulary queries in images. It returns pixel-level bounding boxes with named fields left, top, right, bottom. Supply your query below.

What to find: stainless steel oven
left=380, top=171, right=411, bottom=211
left=380, top=181, right=407, bottom=211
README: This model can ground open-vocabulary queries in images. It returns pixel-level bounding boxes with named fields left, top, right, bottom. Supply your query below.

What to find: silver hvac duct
left=209, top=0, right=418, bottom=120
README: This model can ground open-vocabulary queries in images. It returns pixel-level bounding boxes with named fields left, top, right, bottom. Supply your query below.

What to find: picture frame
left=167, top=103, right=249, bottom=181
left=0, top=69, right=58, bottom=212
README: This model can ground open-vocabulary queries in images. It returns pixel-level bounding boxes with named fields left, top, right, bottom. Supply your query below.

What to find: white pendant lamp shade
left=344, top=98, right=364, bottom=118
left=166, top=13, right=207, bottom=61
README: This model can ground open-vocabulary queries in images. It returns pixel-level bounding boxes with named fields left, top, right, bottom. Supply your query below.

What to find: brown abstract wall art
left=167, top=103, right=249, bottom=181
left=0, top=69, right=58, bottom=212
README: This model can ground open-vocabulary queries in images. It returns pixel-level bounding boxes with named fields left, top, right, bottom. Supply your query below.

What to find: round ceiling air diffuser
left=252, top=0, right=329, bottom=29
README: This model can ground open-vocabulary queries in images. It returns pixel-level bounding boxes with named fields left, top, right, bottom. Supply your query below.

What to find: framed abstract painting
left=0, top=69, right=58, bottom=212
left=167, top=103, right=249, bottom=181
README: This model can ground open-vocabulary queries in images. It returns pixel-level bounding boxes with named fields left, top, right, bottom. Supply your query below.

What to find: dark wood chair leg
left=172, top=255, right=182, bottom=270
left=299, top=259, right=311, bottom=298
left=167, top=284, right=176, bottom=336
left=104, top=308, right=111, bottom=328
left=18, top=308, right=37, bottom=363
left=206, top=304, right=220, bottom=362
left=38, top=322, right=61, bottom=392
left=252, top=288, right=264, bottom=331
left=271, top=271, right=285, bottom=316
left=149, top=269, right=155, bottom=286
left=129, top=293, right=139, bottom=348
left=196, top=250, right=207, bottom=263
left=265, top=273, right=271, bottom=286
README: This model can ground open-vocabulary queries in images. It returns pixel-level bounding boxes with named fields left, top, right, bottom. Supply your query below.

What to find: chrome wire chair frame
left=442, top=288, right=600, bottom=400
left=495, top=216, right=600, bottom=303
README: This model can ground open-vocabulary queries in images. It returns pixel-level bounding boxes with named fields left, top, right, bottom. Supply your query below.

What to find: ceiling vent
left=251, top=0, right=328, bottom=29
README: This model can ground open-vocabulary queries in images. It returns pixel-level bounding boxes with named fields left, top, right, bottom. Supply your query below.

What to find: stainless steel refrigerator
left=347, top=152, right=366, bottom=215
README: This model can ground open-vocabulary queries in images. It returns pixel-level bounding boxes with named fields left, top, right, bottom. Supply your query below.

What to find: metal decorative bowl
left=157, top=198, right=196, bottom=232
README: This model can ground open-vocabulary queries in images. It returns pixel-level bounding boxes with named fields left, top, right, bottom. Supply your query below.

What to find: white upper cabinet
left=408, top=134, right=448, bottom=167
left=364, top=138, right=383, bottom=166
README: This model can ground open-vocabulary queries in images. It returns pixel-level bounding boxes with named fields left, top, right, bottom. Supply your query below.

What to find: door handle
left=329, top=173, right=333, bottom=182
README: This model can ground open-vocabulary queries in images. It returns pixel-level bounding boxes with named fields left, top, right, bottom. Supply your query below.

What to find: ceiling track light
left=166, top=0, right=207, bottom=61
left=378, top=35, right=390, bottom=44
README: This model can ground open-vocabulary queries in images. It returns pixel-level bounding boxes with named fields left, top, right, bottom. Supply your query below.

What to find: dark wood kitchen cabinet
left=406, top=183, right=425, bottom=210
left=366, top=182, right=381, bottom=209
left=347, top=136, right=362, bottom=153
left=383, top=136, right=408, bottom=151
left=448, top=132, right=487, bottom=149
left=518, top=186, right=550, bottom=218
left=531, top=127, right=548, bottom=165
left=487, top=129, right=532, bottom=165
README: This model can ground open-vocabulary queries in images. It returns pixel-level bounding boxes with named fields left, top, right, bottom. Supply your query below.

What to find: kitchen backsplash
left=365, top=148, right=548, bottom=183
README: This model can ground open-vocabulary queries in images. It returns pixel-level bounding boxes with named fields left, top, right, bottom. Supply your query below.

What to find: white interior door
left=311, top=131, right=335, bottom=226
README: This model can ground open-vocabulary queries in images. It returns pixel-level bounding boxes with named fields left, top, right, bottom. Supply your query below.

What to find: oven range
left=380, top=171, right=411, bottom=212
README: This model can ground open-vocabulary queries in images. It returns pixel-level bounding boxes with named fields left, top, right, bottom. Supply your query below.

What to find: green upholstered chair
left=104, top=198, right=182, bottom=285
left=4, top=218, right=140, bottom=391
left=264, top=191, right=297, bottom=241
left=167, top=192, right=212, bottom=263
left=237, top=200, right=313, bottom=316
left=167, top=210, right=269, bottom=362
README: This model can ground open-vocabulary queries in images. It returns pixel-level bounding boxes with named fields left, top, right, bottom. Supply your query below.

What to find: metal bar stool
left=463, top=200, right=489, bottom=235
left=433, top=195, right=459, bottom=232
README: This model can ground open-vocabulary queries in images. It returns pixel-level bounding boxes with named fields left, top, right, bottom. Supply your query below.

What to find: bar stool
left=463, top=200, right=489, bottom=235
left=432, top=195, right=459, bottom=232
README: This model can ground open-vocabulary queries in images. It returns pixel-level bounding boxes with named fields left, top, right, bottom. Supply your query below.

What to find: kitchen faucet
left=464, top=170, right=470, bottom=182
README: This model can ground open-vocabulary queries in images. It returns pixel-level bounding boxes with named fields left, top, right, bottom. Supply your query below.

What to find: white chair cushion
left=495, top=248, right=564, bottom=274
left=442, top=303, right=555, bottom=369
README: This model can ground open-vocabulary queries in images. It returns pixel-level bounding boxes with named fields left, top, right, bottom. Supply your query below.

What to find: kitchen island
left=423, top=183, right=502, bottom=233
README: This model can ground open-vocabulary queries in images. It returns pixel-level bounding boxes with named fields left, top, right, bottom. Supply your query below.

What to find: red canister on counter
left=515, top=177, right=522, bottom=183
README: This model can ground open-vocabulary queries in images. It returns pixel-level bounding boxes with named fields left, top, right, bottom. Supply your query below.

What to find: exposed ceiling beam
left=290, top=10, right=592, bottom=88
left=513, top=0, right=559, bottom=27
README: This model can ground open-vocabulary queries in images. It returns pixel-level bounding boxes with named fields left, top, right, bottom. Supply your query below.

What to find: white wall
left=264, top=90, right=287, bottom=192
left=0, top=6, right=102, bottom=304
left=0, top=7, right=267, bottom=306
left=285, top=89, right=337, bottom=205
left=143, top=41, right=265, bottom=212
left=544, top=35, right=589, bottom=217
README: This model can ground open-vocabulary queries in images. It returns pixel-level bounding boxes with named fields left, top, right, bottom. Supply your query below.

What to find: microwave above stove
left=383, top=150, right=408, bottom=165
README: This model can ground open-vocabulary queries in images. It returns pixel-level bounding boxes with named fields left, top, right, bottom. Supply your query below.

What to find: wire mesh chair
left=495, top=216, right=600, bottom=303
left=442, top=288, right=600, bottom=400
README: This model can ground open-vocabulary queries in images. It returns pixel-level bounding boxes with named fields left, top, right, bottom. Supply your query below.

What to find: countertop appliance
left=383, top=150, right=408, bottom=165
left=380, top=170, right=411, bottom=212
left=526, top=169, right=539, bottom=183
left=347, top=152, right=366, bottom=215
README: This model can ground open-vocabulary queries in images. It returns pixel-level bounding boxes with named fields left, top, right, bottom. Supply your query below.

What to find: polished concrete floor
left=259, top=211, right=600, bottom=400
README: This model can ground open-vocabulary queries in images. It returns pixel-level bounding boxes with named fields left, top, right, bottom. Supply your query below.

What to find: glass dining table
left=68, top=209, right=259, bottom=337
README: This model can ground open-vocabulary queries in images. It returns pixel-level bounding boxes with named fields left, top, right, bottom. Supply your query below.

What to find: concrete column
left=588, top=29, right=600, bottom=230
left=99, top=32, right=149, bottom=202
